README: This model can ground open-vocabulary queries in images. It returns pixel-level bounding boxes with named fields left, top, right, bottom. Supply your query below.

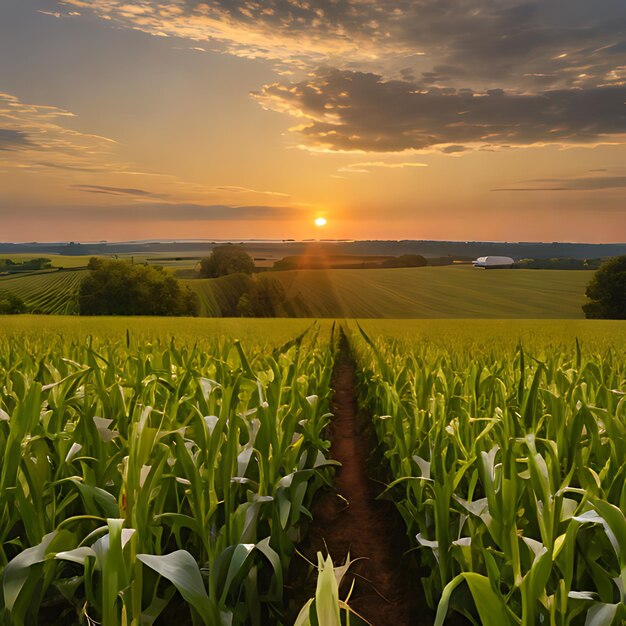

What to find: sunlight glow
left=314, top=217, right=327, bottom=227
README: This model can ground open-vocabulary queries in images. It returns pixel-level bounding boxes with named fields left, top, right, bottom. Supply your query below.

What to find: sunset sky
left=1, top=0, right=626, bottom=242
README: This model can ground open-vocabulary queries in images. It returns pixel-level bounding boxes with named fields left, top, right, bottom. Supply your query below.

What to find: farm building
left=472, top=255, right=515, bottom=269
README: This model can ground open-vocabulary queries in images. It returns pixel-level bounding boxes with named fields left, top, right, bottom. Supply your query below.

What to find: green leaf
left=3, top=532, right=57, bottom=611
left=138, top=551, right=215, bottom=624
left=434, top=572, right=513, bottom=626
left=584, top=603, right=619, bottom=626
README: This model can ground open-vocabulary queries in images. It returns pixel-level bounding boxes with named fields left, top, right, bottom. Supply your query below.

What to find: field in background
left=0, top=270, right=87, bottom=314
left=0, top=315, right=318, bottom=346
left=271, top=265, right=590, bottom=318
left=0, top=263, right=592, bottom=318
left=351, top=318, right=626, bottom=350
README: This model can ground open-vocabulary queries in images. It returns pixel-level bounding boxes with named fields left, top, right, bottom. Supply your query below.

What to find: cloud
left=493, top=175, right=626, bottom=192
left=0, top=92, right=120, bottom=172
left=214, top=185, right=290, bottom=197
left=58, top=1, right=626, bottom=90
left=1, top=202, right=300, bottom=223
left=440, top=145, right=467, bottom=154
left=56, top=1, right=626, bottom=160
left=37, top=10, right=62, bottom=18
left=0, top=92, right=294, bottom=206
left=71, top=184, right=163, bottom=197
left=254, top=69, right=626, bottom=152
left=339, top=161, right=428, bottom=173
left=0, top=129, right=34, bottom=150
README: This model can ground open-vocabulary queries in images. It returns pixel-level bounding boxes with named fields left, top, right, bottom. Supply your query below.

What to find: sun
left=314, top=217, right=327, bottom=227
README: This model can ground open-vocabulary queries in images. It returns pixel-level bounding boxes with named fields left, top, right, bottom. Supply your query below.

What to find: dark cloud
left=493, top=176, right=626, bottom=192
left=0, top=129, right=33, bottom=150
left=62, top=1, right=626, bottom=158
left=255, top=69, right=626, bottom=152
left=440, top=145, right=467, bottom=154
left=71, top=184, right=161, bottom=197
left=0, top=93, right=120, bottom=172
left=66, top=1, right=626, bottom=89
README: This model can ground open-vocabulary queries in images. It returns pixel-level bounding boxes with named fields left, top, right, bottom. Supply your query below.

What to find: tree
left=0, top=291, right=28, bottom=314
left=382, top=254, right=428, bottom=268
left=198, top=246, right=255, bottom=278
left=79, top=258, right=199, bottom=316
left=582, top=255, right=626, bottom=319
left=237, top=277, right=287, bottom=317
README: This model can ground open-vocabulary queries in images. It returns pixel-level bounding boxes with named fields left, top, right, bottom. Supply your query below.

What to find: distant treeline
left=513, top=258, right=603, bottom=270
left=2, top=239, right=626, bottom=261
left=271, top=254, right=457, bottom=270
left=0, top=257, right=52, bottom=273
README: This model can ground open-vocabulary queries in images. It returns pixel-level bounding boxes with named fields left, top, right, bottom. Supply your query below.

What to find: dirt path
left=291, top=333, right=425, bottom=625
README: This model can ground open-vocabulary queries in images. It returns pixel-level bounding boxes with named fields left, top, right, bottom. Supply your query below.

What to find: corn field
left=0, top=320, right=336, bottom=625
left=350, top=320, right=626, bottom=626
left=1, top=318, right=625, bottom=625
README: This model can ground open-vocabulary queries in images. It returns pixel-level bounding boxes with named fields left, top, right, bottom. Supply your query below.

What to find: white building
left=472, top=256, right=515, bottom=269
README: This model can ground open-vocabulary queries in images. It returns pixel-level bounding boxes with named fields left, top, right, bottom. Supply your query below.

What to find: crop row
left=0, top=270, right=87, bottom=314
left=351, top=322, right=626, bottom=625
left=0, top=323, right=336, bottom=625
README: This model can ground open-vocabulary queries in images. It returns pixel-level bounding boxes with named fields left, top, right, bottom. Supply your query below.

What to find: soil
left=286, top=333, right=433, bottom=625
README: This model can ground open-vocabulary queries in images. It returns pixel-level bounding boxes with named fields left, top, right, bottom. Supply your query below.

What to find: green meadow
left=269, top=265, right=591, bottom=318
left=2, top=264, right=592, bottom=318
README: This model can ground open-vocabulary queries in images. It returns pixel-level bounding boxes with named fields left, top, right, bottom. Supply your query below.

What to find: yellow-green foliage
left=350, top=320, right=626, bottom=625
left=0, top=319, right=336, bottom=625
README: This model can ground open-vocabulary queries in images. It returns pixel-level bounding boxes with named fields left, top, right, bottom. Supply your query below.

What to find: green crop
left=0, top=319, right=337, bottom=625
left=350, top=320, right=626, bottom=626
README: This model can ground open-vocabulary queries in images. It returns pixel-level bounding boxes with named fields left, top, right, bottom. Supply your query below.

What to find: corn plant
left=0, top=321, right=337, bottom=625
left=350, top=321, right=626, bottom=626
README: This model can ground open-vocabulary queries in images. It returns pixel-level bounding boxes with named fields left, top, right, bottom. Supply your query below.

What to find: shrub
left=237, top=277, right=287, bottom=317
left=79, top=258, right=199, bottom=316
left=582, top=255, right=626, bottom=319
left=0, top=291, right=28, bottom=314
left=198, top=246, right=255, bottom=278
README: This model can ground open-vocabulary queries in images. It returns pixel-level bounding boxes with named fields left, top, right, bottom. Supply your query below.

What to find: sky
left=1, top=0, right=626, bottom=242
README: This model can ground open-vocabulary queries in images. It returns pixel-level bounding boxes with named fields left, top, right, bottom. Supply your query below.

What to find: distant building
left=472, top=255, right=515, bottom=269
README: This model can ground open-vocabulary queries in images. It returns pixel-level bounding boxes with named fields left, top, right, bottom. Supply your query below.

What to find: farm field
left=349, top=319, right=626, bottom=625
left=0, top=317, right=625, bottom=625
left=0, top=270, right=87, bottom=314
left=1, top=264, right=592, bottom=318
left=185, top=274, right=254, bottom=316
left=272, top=266, right=591, bottom=318
left=0, top=317, right=336, bottom=625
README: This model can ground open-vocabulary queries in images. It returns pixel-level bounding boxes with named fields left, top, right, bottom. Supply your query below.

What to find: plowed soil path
left=294, top=333, right=426, bottom=625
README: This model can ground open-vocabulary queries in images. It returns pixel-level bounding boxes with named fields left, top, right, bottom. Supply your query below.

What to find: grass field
left=184, top=273, right=252, bottom=316
left=272, top=265, right=591, bottom=318
left=0, top=264, right=592, bottom=318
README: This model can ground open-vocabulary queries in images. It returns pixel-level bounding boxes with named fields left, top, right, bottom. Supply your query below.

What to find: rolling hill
left=0, top=269, right=87, bottom=314
left=0, top=265, right=592, bottom=318
left=186, top=266, right=592, bottom=318
left=267, top=265, right=590, bottom=318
